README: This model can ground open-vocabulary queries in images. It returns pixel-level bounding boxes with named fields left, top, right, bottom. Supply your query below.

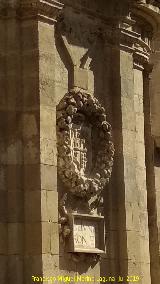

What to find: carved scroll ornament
left=57, top=90, right=114, bottom=200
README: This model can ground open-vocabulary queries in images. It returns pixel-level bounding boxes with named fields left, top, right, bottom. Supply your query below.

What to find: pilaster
left=0, top=1, right=63, bottom=284
left=104, top=14, right=152, bottom=283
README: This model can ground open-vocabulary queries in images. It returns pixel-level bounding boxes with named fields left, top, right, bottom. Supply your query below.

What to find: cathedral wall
left=1, top=1, right=160, bottom=284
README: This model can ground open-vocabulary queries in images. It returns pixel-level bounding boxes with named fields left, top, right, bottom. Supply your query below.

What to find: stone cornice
left=0, top=0, right=64, bottom=23
left=104, top=24, right=151, bottom=57
left=133, top=0, right=160, bottom=8
left=132, top=0, right=160, bottom=31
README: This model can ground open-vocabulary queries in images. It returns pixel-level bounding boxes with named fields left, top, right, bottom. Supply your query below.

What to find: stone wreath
left=57, top=90, right=114, bottom=199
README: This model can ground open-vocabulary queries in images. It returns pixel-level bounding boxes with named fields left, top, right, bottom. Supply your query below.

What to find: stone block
left=41, top=190, right=58, bottom=222
left=0, top=141, right=7, bottom=166
left=21, top=113, right=38, bottom=139
left=0, top=78, right=6, bottom=109
left=7, top=139, right=23, bottom=165
left=136, top=142, right=146, bottom=169
left=51, top=222, right=59, bottom=254
left=122, top=129, right=136, bottom=158
left=25, top=223, right=42, bottom=254
left=121, top=76, right=134, bottom=98
left=125, top=201, right=140, bottom=231
left=125, top=260, right=141, bottom=280
left=0, top=21, right=5, bottom=53
left=0, top=223, right=7, bottom=254
left=8, top=255, right=23, bottom=284
left=134, top=94, right=143, bottom=114
left=23, top=137, right=40, bottom=164
left=100, top=258, right=119, bottom=277
left=5, top=111, right=18, bottom=136
left=42, top=254, right=59, bottom=277
left=55, top=82, right=68, bottom=105
left=134, top=68, right=143, bottom=97
left=104, top=208, right=119, bottom=230
left=46, top=191, right=58, bottom=222
left=41, top=164, right=57, bottom=191
left=0, top=56, right=6, bottom=77
left=88, top=70, right=94, bottom=94
left=6, top=74, right=22, bottom=109
left=25, top=222, right=51, bottom=254
left=22, top=75, right=39, bottom=110
left=0, top=190, right=7, bottom=222
left=135, top=114, right=145, bottom=143
left=125, top=178, right=138, bottom=203
left=24, top=255, right=43, bottom=284
left=8, top=223, right=23, bottom=255
left=105, top=230, right=119, bottom=259
left=120, top=51, right=134, bottom=81
left=8, top=191, right=24, bottom=222
left=140, top=262, right=151, bottom=284
left=22, top=20, right=38, bottom=51
left=0, top=165, right=6, bottom=191
left=40, top=106, right=56, bottom=139
left=6, top=54, right=21, bottom=77
left=38, top=22, right=55, bottom=53
left=42, top=222, right=51, bottom=254
left=124, top=157, right=136, bottom=180
left=154, top=166, right=160, bottom=189
left=127, top=231, right=141, bottom=263
left=138, top=190, right=148, bottom=212
left=6, top=20, right=21, bottom=51
left=40, top=77, right=56, bottom=107
left=0, top=256, right=7, bottom=284
left=39, top=52, right=55, bottom=79
left=73, top=67, right=88, bottom=90
left=54, top=52, right=68, bottom=87
left=140, top=237, right=150, bottom=263
left=156, top=190, right=160, bottom=218
left=22, top=52, right=39, bottom=75
left=24, top=164, right=41, bottom=191
left=135, top=166, right=146, bottom=191
left=139, top=211, right=149, bottom=239
left=121, top=97, right=135, bottom=131
left=25, top=191, right=41, bottom=222
left=40, top=137, right=57, bottom=166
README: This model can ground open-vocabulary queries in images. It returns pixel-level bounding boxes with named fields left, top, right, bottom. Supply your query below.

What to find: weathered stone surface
left=25, top=223, right=42, bottom=254
left=51, top=223, right=59, bottom=254
left=8, top=255, right=23, bottom=284
left=0, top=223, right=7, bottom=254
left=41, top=164, right=57, bottom=191
left=8, top=191, right=24, bottom=222
left=0, top=256, right=7, bottom=284
left=25, top=191, right=41, bottom=222
left=41, top=190, right=58, bottom=222
left=1, top=1, right=160, bottom=283
left=8, top=223, right=23, bottom=255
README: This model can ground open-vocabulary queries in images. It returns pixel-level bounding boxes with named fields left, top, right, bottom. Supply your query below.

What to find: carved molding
left=104, top=22, right=151, bottom=50
left=20, top=0, right=64, bottom=21
left=0, top=0, right=64, bottom=22
left=133, top=0, right=160, bottom=7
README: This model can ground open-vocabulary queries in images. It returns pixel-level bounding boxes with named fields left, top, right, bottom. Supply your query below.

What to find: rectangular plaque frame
left=66, top=213, right=105, bottom=254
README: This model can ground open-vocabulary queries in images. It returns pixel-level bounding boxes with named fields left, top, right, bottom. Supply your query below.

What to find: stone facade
left=0, top=0, right=160, bottom=283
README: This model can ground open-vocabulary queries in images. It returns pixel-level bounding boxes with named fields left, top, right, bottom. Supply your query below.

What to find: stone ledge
left=0, top=0, right=64, bottom=23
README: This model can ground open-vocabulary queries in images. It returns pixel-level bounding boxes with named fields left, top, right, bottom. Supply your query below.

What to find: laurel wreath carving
left=57, top=90, right=114, bottom=199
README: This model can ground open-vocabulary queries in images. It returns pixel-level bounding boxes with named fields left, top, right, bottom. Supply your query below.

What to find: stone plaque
left=67, top=213, right=105, bottom=253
